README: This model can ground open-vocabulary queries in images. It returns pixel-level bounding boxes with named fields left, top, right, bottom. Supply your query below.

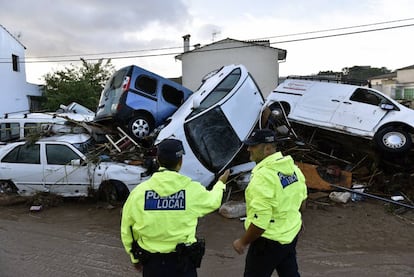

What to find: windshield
left=71, top=137, right=96, bottom=154
left=184, top=107, right=241, bottom=172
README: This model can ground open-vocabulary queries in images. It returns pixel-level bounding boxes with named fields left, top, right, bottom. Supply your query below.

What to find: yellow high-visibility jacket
left=245, top=152, right=307, bottom=244
left=120, top=168, right=225, bottom=263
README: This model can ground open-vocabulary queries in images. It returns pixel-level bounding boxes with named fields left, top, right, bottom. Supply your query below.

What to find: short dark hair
left=157, top=156, right=181, bottom=171
left=243, top=129, right=277, bottom=145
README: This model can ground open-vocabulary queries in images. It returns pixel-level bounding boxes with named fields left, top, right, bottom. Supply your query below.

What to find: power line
left=270, top=22, right=414, bottom=44
left=255, top=17, right=414, bottom=40
left=25, top=45, right=184, bottom=59
left=20, top=17, right=414, bottom=61
left=1, top=19, right=413, bottom=64
left=25, top=51, right=183, bottom=63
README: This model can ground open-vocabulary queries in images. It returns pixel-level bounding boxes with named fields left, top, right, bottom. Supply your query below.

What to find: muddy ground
left=0, top=193, right=413, bottom=277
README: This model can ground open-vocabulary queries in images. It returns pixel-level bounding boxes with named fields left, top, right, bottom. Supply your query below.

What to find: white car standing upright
left=0, top=134, right=148, bottom=202
left=156, top=64, right=264, bottom=186
left=261, top=78, right=414, bottom=154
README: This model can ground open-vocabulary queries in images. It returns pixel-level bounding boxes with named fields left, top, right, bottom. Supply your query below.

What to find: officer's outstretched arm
left=219, top=169, right=230, bottom=184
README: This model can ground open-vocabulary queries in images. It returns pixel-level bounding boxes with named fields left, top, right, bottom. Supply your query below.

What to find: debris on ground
left=296, top=162, right=352, bottom=191
left=329, top=191, right=352, bottom=204
left=26, top=192, right=63, bottom=209
left=219, top=200, right=246, bottom=218
left=0, top=194, right=27, bottom=206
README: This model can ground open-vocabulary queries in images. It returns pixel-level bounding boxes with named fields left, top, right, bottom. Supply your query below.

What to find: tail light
left=122, top=76, right=131, bottom=92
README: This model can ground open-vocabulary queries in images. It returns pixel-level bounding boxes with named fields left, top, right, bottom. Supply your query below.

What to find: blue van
left=94, top=65, right=193, bottom=140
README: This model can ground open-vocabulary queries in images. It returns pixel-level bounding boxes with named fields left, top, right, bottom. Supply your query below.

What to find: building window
left=12, top=54, right=20, bottom=72
left=403, top=88, right=414, bottom=100
left=395, top=89, right=403, bottom=99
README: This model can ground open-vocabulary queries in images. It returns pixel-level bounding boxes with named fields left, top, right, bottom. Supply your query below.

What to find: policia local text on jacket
left=120, top=138, right=229, bottom=276
left=233, top=129, right=308, bottom=277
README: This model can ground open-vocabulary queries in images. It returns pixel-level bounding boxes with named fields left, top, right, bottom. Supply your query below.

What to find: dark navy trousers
left=142, top=253, right=197, bottom=277
left=244, top=236, right=300, bottom=277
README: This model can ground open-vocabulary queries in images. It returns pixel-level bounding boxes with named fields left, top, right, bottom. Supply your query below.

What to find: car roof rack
left=286, top=75, right=368, bottom=86
left=3, top=110, right=31, bottom=119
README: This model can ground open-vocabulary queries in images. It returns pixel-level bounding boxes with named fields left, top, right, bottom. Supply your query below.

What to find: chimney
left=182, top=34, right=190, bottom=52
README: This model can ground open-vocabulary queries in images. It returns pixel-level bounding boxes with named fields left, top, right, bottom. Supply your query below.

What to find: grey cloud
left=0, top=0, right=191, bottom=57
left=196, top=24, right=223, bottom=43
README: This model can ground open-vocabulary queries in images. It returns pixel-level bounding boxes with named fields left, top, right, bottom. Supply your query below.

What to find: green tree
left=42, top=58, right=115, bottom=111
left=342, top=66, right=391, bottom=81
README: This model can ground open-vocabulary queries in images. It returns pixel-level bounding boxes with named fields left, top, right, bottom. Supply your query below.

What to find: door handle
left=343, top=101, right=352, bottom=105
left=331, top=99, right=340, bottom=102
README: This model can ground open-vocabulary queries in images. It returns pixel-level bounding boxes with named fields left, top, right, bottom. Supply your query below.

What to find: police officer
left=233, top=129, right=307, bottom=277
left=121, top=138, right=229, bottom=276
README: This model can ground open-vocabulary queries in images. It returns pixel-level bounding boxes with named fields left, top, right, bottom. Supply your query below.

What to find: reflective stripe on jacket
left=244, top=152, right=307, bottom=244
left=121, top=168, right=225, bottom=263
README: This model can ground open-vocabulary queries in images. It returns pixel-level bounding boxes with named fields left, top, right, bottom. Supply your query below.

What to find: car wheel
left=375, top=127, right=412, bottom=153
left=99, top=181, right=129, bottom=205
left=267, top=102, right=294, bottom=137
left=99, top=181, right=118, bottom=204
left=0, top=180, right=17, bottom=194
left=128, top=115, right=154, bottom=140
left=269, top=102, right=290, bottom=116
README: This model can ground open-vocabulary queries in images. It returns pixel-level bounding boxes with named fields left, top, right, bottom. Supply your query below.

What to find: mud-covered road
left=1, top=197, right=413, bottom=277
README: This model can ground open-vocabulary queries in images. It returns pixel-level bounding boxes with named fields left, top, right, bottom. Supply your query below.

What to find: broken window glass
left=184, top=107, right=241, bottom=172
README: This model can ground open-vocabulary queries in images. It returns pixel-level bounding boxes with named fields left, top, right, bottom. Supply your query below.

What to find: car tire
left=0, top=180, right=17, bottom=194
left=269, top=102, right=290, bottom=116
left=374, top=127, right=412, bottom=153
left=128, top=115, right=154, bottom=140
left=99, top=181, right=129, bottom=205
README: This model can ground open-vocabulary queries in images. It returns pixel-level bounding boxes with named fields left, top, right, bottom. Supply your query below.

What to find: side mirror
left=70, top=159, right=81, bottom=166
left=192, top=97, right=201, bottom=109
left=380, top=103, right=395, bottom=111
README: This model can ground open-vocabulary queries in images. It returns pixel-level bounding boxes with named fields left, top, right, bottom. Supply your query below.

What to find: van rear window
left=111, top=69, right=128, bottom=89
left=24, top=123, right=42, bottom=137
left=102, top=68, right=128, bottom=97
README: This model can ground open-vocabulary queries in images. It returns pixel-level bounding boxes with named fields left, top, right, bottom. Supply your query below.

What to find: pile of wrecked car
left=1, top=64, right=413, bottom=211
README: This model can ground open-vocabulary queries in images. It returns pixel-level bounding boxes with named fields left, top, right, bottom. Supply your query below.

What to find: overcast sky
left=1, top=0, right=414, bottom=85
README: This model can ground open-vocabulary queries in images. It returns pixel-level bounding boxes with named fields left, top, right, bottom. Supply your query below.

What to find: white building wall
left=0, top=26, right=41, bottom=115
left=372, top=84, right=397, bottom=98
left=181, top=41, right=280, bottom=97
left=397, top=68, right=414, bottom=83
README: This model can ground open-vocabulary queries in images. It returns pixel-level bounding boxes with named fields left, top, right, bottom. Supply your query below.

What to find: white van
left=261, top=78, right=414, bottom=154
left=0, top=114, right=68, bottom=142
left=0, top=102, right=94, bottom=142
